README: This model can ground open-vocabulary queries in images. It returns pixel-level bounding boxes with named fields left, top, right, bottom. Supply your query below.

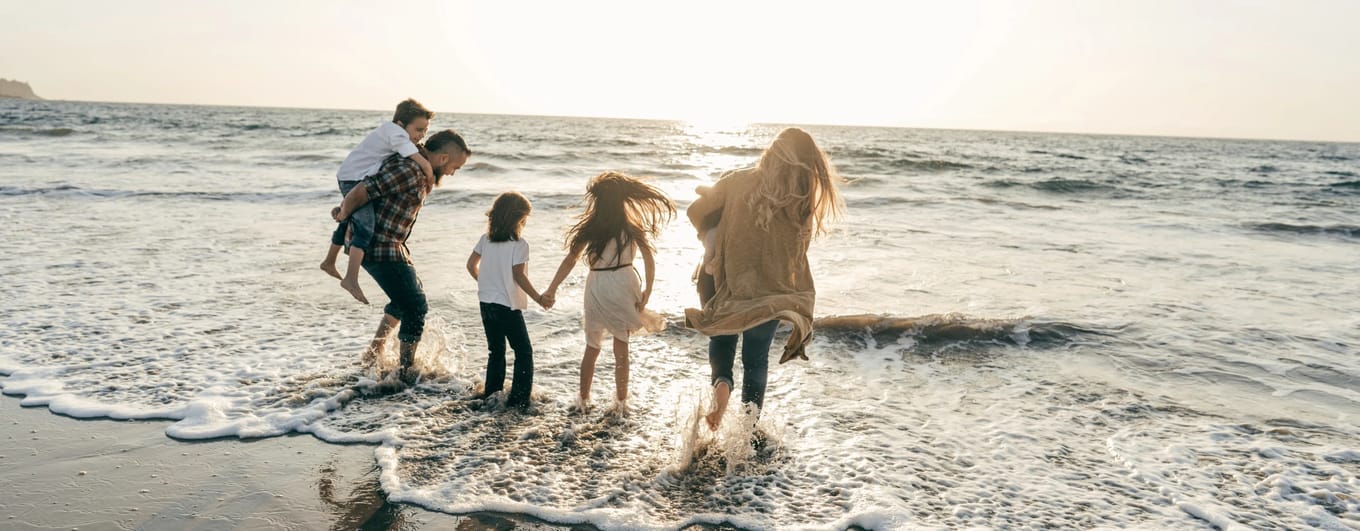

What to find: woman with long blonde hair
left=685, top=127, right=844, bottom=430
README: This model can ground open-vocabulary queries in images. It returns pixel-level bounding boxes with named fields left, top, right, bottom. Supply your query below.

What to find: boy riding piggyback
left=321, top=98, right=437, bottom=304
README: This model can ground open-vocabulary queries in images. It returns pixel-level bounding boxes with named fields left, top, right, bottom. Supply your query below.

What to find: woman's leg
left=739, top=320, right=780, bottom=410
left=706, top=333, right=738, bottom=430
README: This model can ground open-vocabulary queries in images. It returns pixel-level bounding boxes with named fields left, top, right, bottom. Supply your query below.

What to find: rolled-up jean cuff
left=711, top=376, right=734, bottom=389
left=384, top=303, right=422, bottom=343
left=346, top=204, right=374, bottom=251
left=335, top=180, right=375, bottom=251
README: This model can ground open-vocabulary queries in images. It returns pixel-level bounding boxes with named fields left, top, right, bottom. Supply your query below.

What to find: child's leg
left=503, top=309, right=534, bottom=408
left=321, top=242, right=343, bottom=279
left=478, top=303, right=509, bottom=398
left=340, top=247, right=369, bottom=304
left=579, top=346, right=601, bottom=404
left=320, top=217, right=349, bottom=280
left=340, top=201, right=377, bottom=304
left=697, top=270, right=716, bottom=306
left=322, top=181, right=356, bottom=279
left=612, top=337, right=630, bottom=404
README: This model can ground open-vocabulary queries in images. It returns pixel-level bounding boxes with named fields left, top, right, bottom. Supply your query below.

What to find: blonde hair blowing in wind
left=747, top=127, right=845, bottom=237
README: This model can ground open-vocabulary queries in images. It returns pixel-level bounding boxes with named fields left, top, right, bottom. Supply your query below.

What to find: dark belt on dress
left=590, top=263, right=632, bottom=272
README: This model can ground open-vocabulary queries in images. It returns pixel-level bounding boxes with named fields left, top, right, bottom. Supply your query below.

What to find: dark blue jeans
left=330, top=180, right=375, bottom=251
left=479, top=302, right=534, bottom=407
left=362, top=261, right=426, bottom=344
left=708, top=320, right=779, bottom=409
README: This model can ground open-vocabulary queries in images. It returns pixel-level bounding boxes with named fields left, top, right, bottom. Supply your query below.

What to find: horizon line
left=9, top=96, right=1359, bottom=146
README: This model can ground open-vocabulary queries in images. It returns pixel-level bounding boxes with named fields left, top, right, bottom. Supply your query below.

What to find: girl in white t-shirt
left=466, top=191, right=548, bottom=410
left=542, top=172, right=674, bottom=412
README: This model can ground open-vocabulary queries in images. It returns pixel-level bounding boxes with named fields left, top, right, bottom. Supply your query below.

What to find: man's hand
left=331, top=206, right=344, bottom=222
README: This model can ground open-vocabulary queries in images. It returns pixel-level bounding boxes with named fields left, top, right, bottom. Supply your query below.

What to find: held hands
left=538, top=288, right=557, bottom=311
left=331, top=205, right=345, bottom=222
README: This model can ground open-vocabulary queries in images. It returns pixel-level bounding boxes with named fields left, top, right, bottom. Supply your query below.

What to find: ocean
left=0, top=99, right=1357, bottom=529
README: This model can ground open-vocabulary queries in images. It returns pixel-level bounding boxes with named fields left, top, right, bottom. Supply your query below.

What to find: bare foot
left=340, top=277, right=369, bottom=304
left=605, top=398, right=630, bottom=418
left=707, top=381, right=730, bottom=431
left=570, top=395, right=590, bottom=413
left=320, top=261, right=342, bottom=280
left=705, top=409, right=722, bottom=431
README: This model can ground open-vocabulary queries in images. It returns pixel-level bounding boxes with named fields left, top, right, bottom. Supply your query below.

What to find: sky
left=2, top=0, right=1358, bottom=142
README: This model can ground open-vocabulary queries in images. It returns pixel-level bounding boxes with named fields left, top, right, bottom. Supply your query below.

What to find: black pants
left=479, top=302, right=534, bottom=406
left=709, top=320, right=779, bottom=409
left=362, top=261, right=427, bottom=344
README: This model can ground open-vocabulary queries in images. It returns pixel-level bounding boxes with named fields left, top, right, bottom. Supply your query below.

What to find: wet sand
left=0, top=397, right=598, bottom=530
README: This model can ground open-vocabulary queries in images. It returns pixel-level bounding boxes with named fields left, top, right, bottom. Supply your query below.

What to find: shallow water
left=1, top=100, right=1357, bottom=529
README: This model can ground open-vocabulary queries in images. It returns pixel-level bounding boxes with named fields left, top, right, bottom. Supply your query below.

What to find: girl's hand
left=636, top=289, right=651, bottom=312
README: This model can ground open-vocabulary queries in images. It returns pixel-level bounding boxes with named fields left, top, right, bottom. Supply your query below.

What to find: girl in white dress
left=542, top=172, right=675, bottom=411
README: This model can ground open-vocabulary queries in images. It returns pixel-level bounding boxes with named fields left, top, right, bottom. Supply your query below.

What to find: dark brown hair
left=486, top=191, right=532, bottom=242
left=425, top=129, right=471, bottom=156
left=392, top=98, right=434, bottom=126
left=565, top=172, right=676, bottom=264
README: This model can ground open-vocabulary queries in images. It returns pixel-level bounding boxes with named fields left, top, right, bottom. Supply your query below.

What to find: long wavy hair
left=748, top=127, right=844, bottom=237
left=565, top=172, right=676, bottom=264
left=486, top=191, right=532, bottom=242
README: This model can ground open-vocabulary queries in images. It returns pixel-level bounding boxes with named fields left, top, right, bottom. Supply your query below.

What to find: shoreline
left=0, top=395, right=600, bottom=530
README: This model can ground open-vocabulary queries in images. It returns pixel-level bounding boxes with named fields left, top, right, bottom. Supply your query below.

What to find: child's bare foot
left=320, top=261, right=342, bottom=280
left=606, top=398, right=630, bottom=418
left=340, top=277, right=369, bottom=304
left=570, top=395, right=590, bottom=413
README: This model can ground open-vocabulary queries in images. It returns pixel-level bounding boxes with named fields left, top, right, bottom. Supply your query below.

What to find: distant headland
left=0, top=79, right=42, bottom=100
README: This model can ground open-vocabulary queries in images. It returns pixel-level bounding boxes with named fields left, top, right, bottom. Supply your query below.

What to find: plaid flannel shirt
left=362, top=153, right=428, bottom=264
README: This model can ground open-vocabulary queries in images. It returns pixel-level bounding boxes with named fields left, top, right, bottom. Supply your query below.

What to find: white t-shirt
left=336, top=121, right=420, bottom=182
left=474, top=234, right=531, bottom=310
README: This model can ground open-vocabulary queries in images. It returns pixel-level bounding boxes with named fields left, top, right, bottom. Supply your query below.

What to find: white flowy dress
left=582, top=239, right=665, bottom=349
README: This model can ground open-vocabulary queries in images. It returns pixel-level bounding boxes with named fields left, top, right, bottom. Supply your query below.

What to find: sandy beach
left=0, top=397, right=593, bottom=530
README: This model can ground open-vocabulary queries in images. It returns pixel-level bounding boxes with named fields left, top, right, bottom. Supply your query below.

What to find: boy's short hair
left=392, top=98, right=434, bottom=126
left=426, top=129, right=472, bottom=156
